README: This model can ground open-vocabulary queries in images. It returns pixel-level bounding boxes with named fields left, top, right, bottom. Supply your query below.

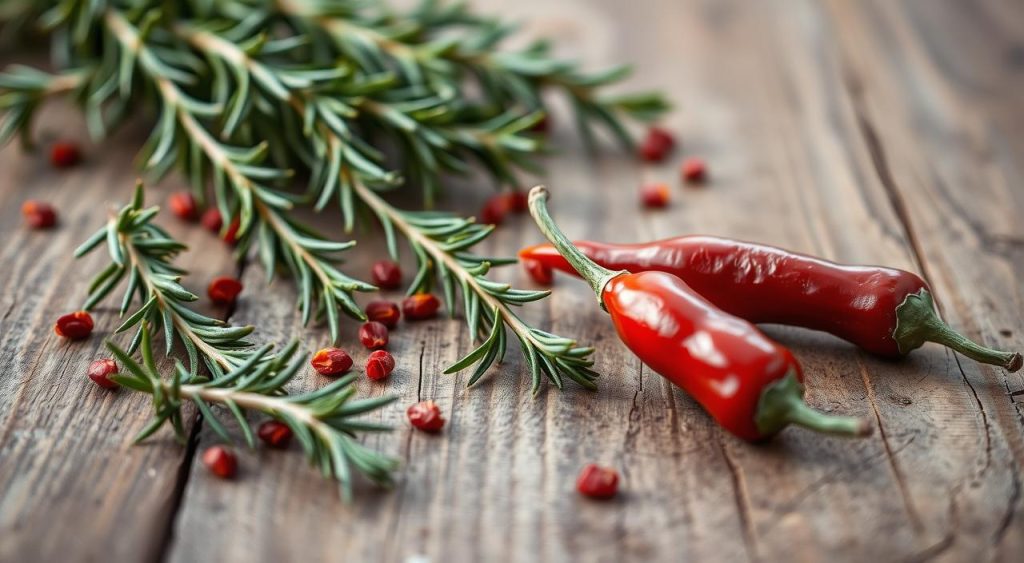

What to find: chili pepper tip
left=756, top=371, right=872, bottom=438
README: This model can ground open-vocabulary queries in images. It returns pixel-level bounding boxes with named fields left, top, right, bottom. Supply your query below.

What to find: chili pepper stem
left=527, top=186, right=627, bottom=306
left=755, top=371, right=872, bottom=438
left=893, top=289, right=1022, bottom=372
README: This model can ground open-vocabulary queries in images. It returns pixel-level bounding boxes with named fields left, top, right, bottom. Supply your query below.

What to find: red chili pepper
left=402, top=293, right=440, bottom=321
left=576, top=464, right=619, bottom=499
left=371, top=260, right=402, bottom=290
left=22, top=200, right=57, bottom=229
left=311, top=347, right=353, bottom=376
left=528, top=187, right=871, bottom=441
left=522, top=258, right=554, bottom=286
left=359, top=321, right=389, bottom=350
left=257, top=420, right=293, bottom=449
left=201, top=208, right=223, bottom=233
left=640, top=183, right=670, bottom=209
left=202, top=445, right=237, bottom=479
left=365, top=300, right=401, bottom=328
left=50, top=141, right=81, bottom=168
left=638, top=127, right=676, bottom=162
left=681, top=157, right=707, bottom=184
left=55, top=311, right=94, bottom=340
left=366, top=350, right=396, bottom=381
left=518, top=235, right=1023, bottom=372
left=407, top=400, right=445, bottom=432
left=87, top=358, right=119, bottom=390
left=208, top=276, right=243, bottom=305
left=168, top=191, right=200, bottom=221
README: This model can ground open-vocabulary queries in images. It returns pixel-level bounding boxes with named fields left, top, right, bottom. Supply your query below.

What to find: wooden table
left=2, top=1, right=1022, bottom=561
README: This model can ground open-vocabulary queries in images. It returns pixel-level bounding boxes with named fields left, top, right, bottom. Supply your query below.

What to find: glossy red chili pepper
left=359, top=321, right=389, bottom=350
left=50, top=141, right=81, bottom=168
left=202, top=445, right=237, bottom=478
left=22, top=200, right=57, bottom=229
left=522, top=258, right=554, bottom=286
left=528, top=186, right=871, bottom=441
left=87, top=358, right=119, bottom=390
left=55, top=311, right=94, bottom=340
left=168, top=191, right=200, bottom=221
left=518, top=235, right=1023, bottom=372
left=257, top=420, right=293, bottom=449
left=365, top=300, right=401, bottom=328
left=576, top=464, right=619, bottom=499
left=371, top=260, right=402, bottom=290
left=366, top=350, right=396, bottom=381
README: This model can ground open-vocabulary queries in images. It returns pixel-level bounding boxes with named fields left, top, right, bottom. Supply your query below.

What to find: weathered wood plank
left=0, top=107, right=239, bottom=562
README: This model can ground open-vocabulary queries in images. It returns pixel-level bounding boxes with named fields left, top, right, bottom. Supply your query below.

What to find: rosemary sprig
left=0, top=66, right=86, bottom=147
left=109, top=328, right=398, bottom=502
left=76, top=181, right=259, bottom=377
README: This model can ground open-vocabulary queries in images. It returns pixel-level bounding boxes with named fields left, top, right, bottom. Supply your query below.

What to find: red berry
left=257, top=420, right=293, bottom=449
left=223, top=218, right=241, bottom=245
left=311, top=347, right=353, bottom=376
left=168, top=191, right=199, bottom=222
left=681, top=157, right=707, bottom=184
left=402, top=294, right=440, bottom=321
left=522, top=259, right=554, bottom=286
left=202, top=445, right=237, bottom=479
left=480, top=194, right=509, bottom=225
left=55, top=311, right=94, bottom=340
left=366, top=350, right=396, bottom=381
left=201, top=208, right=223, bottom=233
left=358, top=321, right=389, bottom=350
left=21, top=200, right=57, bottom=229
left=208, top=276, right=243, bottom=305
left=505, top=191, right=528, bottom=214
left=50, top=141, right=81, bottom=169
left=407, top=400, right=445, bottom=432
left=576, top=464, right=619, bottom=499
left=365, top=301, right=401, bottom=329
left=87, top=358, right=119, bottom=390
left=638, top=127, right=676, bottom=163
left=640, top=183, right=670, bottom=209
left=371, top=260, right=402, bottom=290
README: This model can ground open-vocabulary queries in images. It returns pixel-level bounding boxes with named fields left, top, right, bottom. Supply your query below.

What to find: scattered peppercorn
left=506, top=191, right=529, bottom=214
left=407, top=400, right=445, bottom=432
left=365, top=300, right=401, bottom=329
left=223, top=218, right=241, bottom=245
left=55, top=311, right=94, bottom=340
left=208, top=276, right=243, bottom=305
left=576, top=464, right=619, bottom=499
left=87, top=358, right=119, bottom=390
left=202, top=445, right=237, bottom=479
left=359, top=321, right=389, bottom=350
left=641, top=183, right=670, bottom=209
left=681, top=157, right=707, bottom=184
left=402, top=293, right=440, bottom=320
left=22, top=200, right=57, bottom=229
left=201, top=208, right=223, bottom=233
left=311, top=347, right=353, bottom=376
left=480, top=194, right=509, bottom=225
left=257, top=420, right=293, bottom=449
left=50, top=141, right=81, bottom=168
left=168, top=191, right=200, bottom=221
left=371, top=260, right=402, bottom=290
left=522, top=258, right=554, bottom=286
left=366, top=350, right=396, bottom=381
left=638, top=127, right=676, bottom=162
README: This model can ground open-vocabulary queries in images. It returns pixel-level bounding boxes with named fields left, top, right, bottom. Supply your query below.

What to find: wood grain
left=1, top=0, right=1022, bottom=561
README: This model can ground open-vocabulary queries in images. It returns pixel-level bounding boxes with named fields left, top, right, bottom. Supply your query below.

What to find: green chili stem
left=755, top=370, right=872, bottom=438
left=893, top=289, right=1022, bottom=372
left=527, top=186, right=626, bottom=303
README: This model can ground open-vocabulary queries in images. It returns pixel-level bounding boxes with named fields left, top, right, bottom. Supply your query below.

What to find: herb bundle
left=1, top=1, right=666, bottom=390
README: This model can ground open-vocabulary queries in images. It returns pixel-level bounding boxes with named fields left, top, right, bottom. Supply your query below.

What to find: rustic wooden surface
left=1, top=0, right=1023, bottom=561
